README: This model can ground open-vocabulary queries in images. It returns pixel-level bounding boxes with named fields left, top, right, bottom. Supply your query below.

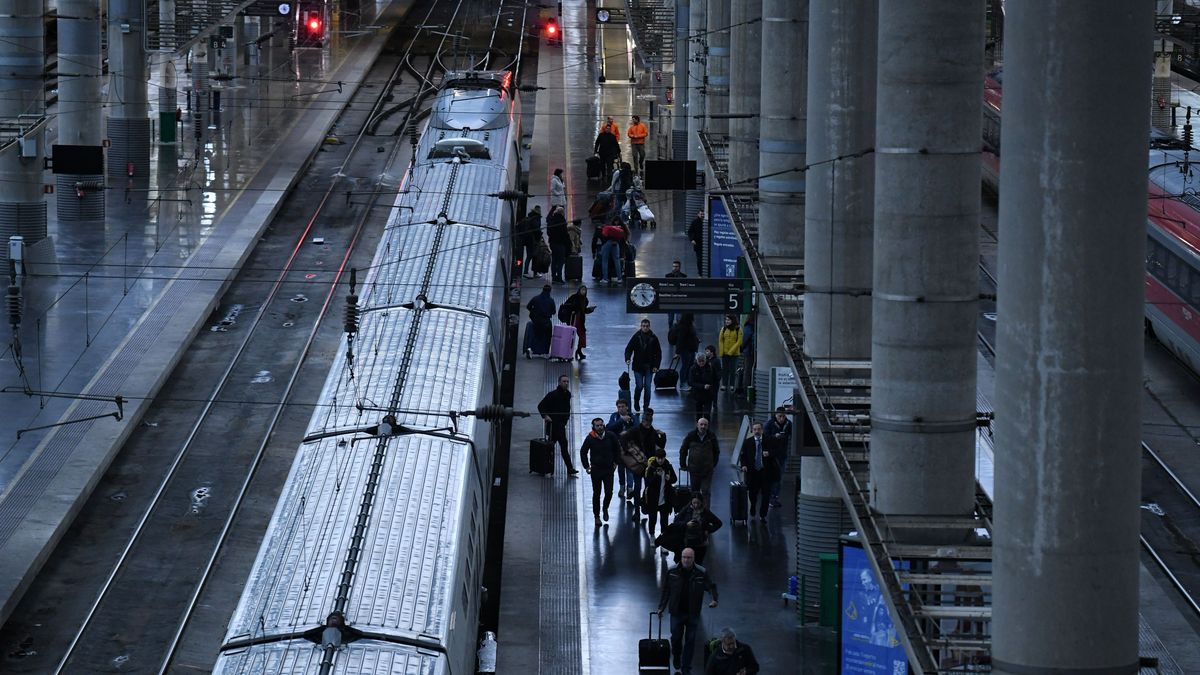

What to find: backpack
left=558, top=303, right=574, bottom=324
left=601, top=224, right=626, bottom=241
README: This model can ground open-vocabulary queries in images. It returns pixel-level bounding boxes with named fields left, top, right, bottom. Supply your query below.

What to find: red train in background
left=982, top=70, right=1200, bottom=375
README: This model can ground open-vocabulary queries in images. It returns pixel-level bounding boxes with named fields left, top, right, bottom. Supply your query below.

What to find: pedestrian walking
left=525, top=284, right=556, bottom=358
left=643, top=454, right=678, bottom=538
left=688, top=354, right=717, bottom=421
left=606, top=399, right=639, bottom=498
left=580, top=417, right=621, bottom=527
left=665, top=260, right=688, bottom=331
left=657, top=547, right=719, bottom=675
left=559, top=285, right=595, bottom=359
left=673, top=495, right=723, bottom=565
left=765, top=407, right=792, bottom=507
left=687, top=211, right=705, bottom=276
left=620, top=408, right=666, bottom=523
left=679, top=418, right=720, bottom=497
left=671, top=314, right=701, bottom=391
left=624, top=318, right=663, bottom=412
left=704, top=627, right=760, bottom=675
left=627, top=114, right=649, bottom=174
left=594, top=125, right=621, bottom=177
left=538, top=374, right=579, bottom=475
left=610, top=162, right=635, bottom=210
left=520, top=206, right=544, bottom=277
left=598, top=217, right=627, bottom=284
left=550, top=167, right=567, bottom=211
left=738, top=422, right=780, bottom=521
left=600, top=115, right=622, bottom=141
left=546, top=205, right=570, bottom=284
left=717, top=315, right=742, bottom=392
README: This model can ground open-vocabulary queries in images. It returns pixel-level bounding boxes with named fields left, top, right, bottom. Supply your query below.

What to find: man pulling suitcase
left=657, top=547, right=719, bottom=675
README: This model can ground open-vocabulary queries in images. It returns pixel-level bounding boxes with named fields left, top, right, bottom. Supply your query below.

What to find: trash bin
left=819, top=552, right=839, bottom=628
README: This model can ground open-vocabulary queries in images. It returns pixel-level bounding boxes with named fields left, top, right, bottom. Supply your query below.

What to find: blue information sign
left=840, top=542, right=908, bottom=675
left=708, top=196, right=744, bottom=278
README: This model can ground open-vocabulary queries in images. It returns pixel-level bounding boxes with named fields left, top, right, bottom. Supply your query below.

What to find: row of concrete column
left=0, top=4, right=275, bottom=232
left=680, top=0, right=1149, bottom=671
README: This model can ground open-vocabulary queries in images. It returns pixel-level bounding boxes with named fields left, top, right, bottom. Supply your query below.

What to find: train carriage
left=214, top=70, right=520, bottom=674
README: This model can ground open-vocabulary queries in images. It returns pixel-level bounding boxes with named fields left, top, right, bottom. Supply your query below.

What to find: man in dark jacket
left=658, top=547, right=718, bottom=675
left=688, top=354, right=718, bottom=421
left=525, top=285, right=556, bottom=357
left=765, top=407, right=792, bottom=507
left=687, top=211, right=705, bottom=276
left=594, top=127, right=621, bottom=176
left=606, top=399, right=639, bottom=500
left=704, top=627, right=759, bottom=675
left=520, top=206, right=544, bottom=277
left=623, top=318, right=663, bottom=412
left=619, top=408, right=666, bottom=522
left=538, top=374, right=578, bottom=475
left=739, top=421, right=780, bottom=520
left=580, top=417, right=621, bottom=526
left=679, top=417, right=720, bottom=497
left=545, top=205, right=570, bottom=284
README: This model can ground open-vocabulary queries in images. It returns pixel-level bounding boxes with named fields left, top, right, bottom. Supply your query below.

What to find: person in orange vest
left=627, top=115, right=649, bottom=174
left=600, top=116, right=621, bottom=142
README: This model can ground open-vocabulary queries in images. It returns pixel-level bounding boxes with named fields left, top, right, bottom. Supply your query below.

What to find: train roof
left=213, top=639, right=446, bottom=675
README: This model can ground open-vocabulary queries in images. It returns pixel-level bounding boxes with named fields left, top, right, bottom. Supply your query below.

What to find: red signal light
left=547, top=23, right=557, bottom=35
left=309, top=18, right=321, bottom=32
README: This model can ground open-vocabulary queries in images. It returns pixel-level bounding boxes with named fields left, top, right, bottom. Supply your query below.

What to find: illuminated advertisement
left=840, top=540, right=908, bottom=675
left=708, top=195, right=744, bottom=278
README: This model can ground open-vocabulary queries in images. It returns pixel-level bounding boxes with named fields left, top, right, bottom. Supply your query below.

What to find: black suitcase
left=654, top=356, right=680, bottom=391
left=522, top=320, right=534, bottom=356
left=530, top=423, right=554, bottom=475
left=672, top=469, right=694, bottom=513
left=639, top=611, right=671, bottom=673
left=729, top=480, right=749, bottom=524
left=566, top=253, right=583, bottom=281
left=586, top=154, right=604, bottom=180
left=591, top=256, right=602, bottom=280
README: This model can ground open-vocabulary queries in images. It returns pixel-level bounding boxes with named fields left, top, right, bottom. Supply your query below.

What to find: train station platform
left=498, top=4, right=811, bottom=673
left=496, top=5, right=1200, bottom=674
left=0, top=0, right=412, bottom=627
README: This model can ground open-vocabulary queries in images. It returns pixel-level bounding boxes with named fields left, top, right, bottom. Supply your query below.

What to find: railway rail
left=0, top=0, right=518, bottom=670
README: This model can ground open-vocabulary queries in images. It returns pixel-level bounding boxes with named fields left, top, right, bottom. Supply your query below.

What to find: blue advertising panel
left=708, top=196, right=744, bottom=278
left=840, top=541, right=908, bottom=675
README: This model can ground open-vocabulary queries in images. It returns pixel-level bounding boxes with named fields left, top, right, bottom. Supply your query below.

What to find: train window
left=1166, top=254, right=1181, bottom=287
left=1146, top=238, right=1166, bottom=275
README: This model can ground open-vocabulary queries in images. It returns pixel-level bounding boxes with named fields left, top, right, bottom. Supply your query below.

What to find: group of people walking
left=524, top=113, right=782, bottom=675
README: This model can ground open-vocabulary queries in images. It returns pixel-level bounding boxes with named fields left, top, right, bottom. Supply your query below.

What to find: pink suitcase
left=550, top=324, right=576, bottom=361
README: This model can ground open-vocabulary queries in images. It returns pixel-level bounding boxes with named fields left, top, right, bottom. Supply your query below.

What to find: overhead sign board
left=625, top=277, right=751, bottom=314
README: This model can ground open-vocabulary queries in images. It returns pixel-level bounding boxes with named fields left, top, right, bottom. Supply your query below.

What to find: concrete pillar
left=803, top=0, right=876, bottom=361
left=0, top=0, right=47, bottom=248
left=728, top=0, right=761, bottom=186
left=673, top=0, right=689, bottom=145
left=687, top=0, right=706, bottom=169
left=869, top=1, right=981, bottom=519
left=757, top=0, right=806, bottom=260
left=107, top=0, right=151, bottom=180
left=57, top=0, right=105, bottom=220
left=705, top=0, right=730, bottom=138
left=992, top=2, right=1149, bottom=673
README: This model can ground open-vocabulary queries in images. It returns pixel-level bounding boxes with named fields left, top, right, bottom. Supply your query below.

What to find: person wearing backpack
left=679, top=418, right=720, bottom=497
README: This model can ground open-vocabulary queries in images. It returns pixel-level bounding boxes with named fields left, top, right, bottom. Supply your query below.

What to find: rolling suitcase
left=522, top=320, right=535, bottom=356
left=729, top=480, right=749, bottom=524
left=530, top=423, right=554, bottom=475
left=639, top=611, right=671, bottom=673
left=587, top=154, right=604, bottom=180
left=672, top=469, right=694, bottom=513
left=654, top=355, right=680, bottom=391
left=591, top=256, right=602, bottom=280
left=550, top=324, right=576, bottom=361
left=565, top=253, right=583, bottom=281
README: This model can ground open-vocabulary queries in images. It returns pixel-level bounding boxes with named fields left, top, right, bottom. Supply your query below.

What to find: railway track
left=976, top=204, right=1200, bottom=627
left=0, top=0, right=516, bottom=670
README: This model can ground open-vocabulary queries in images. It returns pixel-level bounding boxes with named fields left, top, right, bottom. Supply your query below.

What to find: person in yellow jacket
left=627, top=115, right=649, bottom=174
left=717, top=314, right=742, bottom=392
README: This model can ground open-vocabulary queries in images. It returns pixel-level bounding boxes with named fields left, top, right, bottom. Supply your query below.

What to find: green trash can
left=819, top=552, right=839, bottom=628
left=160, top=111, right=176, bottom=144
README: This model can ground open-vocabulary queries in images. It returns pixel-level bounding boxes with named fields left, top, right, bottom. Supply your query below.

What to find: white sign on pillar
left=770, top=366, right=797, bottom=411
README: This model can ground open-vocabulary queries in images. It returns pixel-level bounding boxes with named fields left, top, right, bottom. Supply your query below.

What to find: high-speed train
left=982, top=71, right=1200, bottom=374
left=212, top=70, right=521, bottom=674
